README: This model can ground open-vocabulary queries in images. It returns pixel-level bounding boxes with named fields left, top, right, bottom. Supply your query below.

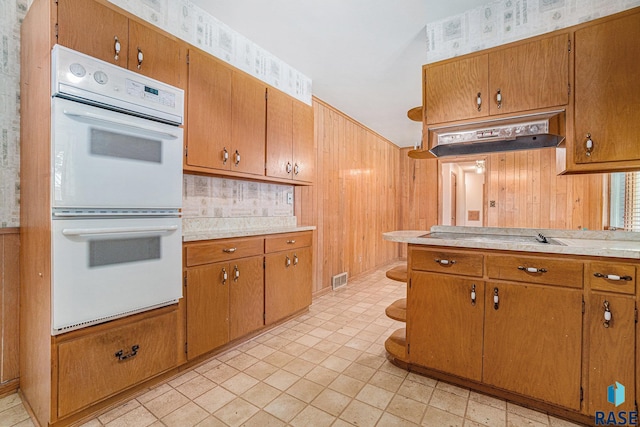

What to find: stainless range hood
left=428, top=110, right=565, bottom=157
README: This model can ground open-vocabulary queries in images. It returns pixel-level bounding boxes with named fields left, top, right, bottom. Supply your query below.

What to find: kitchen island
left=383, top=226, right=640, bottom=425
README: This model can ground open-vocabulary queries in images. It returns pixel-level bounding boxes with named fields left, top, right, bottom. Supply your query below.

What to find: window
left=610, top=172, right=640, bottom=231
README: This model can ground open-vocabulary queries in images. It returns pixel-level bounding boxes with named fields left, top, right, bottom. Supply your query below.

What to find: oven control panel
left=51, top=44, right=184, bottom=125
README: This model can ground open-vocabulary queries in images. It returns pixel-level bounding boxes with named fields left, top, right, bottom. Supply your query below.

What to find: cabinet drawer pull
left=136, top=47, right=144, bottom=69
left=594, top=272, right=632, bottom=281
left=286, top=240, right=296, bottom=244
left=434, top=258, right=456, bottom=265
left=222, top=267, right=228, bottom=284
left=493, top=288, right=499, bottom=310
left=293, top=254, right=299, bottom=266
left=471, top=284, right=476, bottom=306
left=603, top=300, right=612, bottom=328
left=114, top=36, right=121, bottom=61
left=222, top=147, right=229, bottom=164
left=495, top=89, right=502, bottom=109
left=233, top=265, right=240, bottom=281
left=286, top=162, right=293, bottom=174
left=476, top=92, right=482, bottom=112
left=518, top=266, right=547, bottom=274
left=115, top=345, right=139, bottom=361
left=294, top=163, right=300, bottom=175
left=285, top=256, right=291, bottom=267
left=585, top=133, right=593, bottom=157
left=223, top=247, right=237, bottom=253
left=234, top=150, right=241, bottom=166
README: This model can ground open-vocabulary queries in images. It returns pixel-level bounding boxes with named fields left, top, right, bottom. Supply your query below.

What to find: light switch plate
left=287, top=192, right=293, bottom=204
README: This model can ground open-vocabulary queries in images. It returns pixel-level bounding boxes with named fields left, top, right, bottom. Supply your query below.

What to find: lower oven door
left=51, top=217, right=182, bottom=334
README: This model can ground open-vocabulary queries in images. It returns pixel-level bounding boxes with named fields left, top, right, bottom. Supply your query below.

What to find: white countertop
left=384, top=226, right=640, bottom=259
left=183, top=225, right=315, bottom=242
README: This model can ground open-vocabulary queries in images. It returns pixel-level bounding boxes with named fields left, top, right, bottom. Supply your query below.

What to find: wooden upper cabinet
left=266, top=88, right=294, bottom=180
left=573, top=11, right=640, bottom=169
left=57, top=0, right=185, bottom=88
left=425, top=55, right=489, bottom=124
left=292, top=99, right=315, bottom=183
left=57, top=0, right=129, bottom=66
left=425, top=33, right=569, bottom=125
left=186, top=49, right=232, bottom=171
left=127, top=21, right=185, bottom=88
left=266, top=89, right=314, bottom=183
left=231, top=72, right=267, bottom=176
left=488, top=33, right=569, bottom=115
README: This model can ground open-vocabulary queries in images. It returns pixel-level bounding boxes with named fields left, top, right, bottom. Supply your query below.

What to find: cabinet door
left=186, top=49, right=232, bottom=170
left=292, top=99, right=315, bottom=183
left=229, top=256, right=264, bottom=341
left=425, top=55, right=489, bottom=124
left=574, top=12, right=640, bottom=166
left=483, top=282, right=582, bottom=410
left=128, top=21, right=186, bottom=88
left=489, top=33, right=569, bottom=115
left=57, top=0, right=129, bottom=66
left=186, top=262, right=230, bottom=359
left=231, top=72, right=267, bottom=176
left=407, top=272, right=484, bottom=381
left=291, top=247, right=312, bottom=313
left=266, top=88, right=293, bottom=180
left=587, top=293, right=635, bottom=414
left=265, top=252, right=294, bottom=324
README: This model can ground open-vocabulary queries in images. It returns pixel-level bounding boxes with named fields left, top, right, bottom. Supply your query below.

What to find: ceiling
left=190, top=0, right=490, bottom=148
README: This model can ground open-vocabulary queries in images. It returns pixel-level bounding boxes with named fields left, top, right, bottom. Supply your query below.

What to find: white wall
left=464, top=172, right=484, bottom=227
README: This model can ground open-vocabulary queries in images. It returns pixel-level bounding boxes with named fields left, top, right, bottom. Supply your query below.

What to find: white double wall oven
left=50, top=45, right=184, bottom=334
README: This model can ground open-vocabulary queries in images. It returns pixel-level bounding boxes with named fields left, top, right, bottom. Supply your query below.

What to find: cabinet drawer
left=587, top=262, right=636, bottom=295
left=57, top=310, right=178, bottom=417
left=185, top=237, right=264, bottom=266
left=411, top=248, right=483, bottom=277
left=265, top=231, right=312, bottom=253
left=487, top=255, right=583, bottom=288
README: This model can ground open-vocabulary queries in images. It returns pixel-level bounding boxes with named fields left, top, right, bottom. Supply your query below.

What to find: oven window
left=89, top=236, right=161, bottom=267
left=90, top=129, right=162, bottom=163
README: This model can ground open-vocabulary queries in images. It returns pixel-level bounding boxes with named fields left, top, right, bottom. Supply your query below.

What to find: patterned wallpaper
left=183, top=175, right=293, bottom=218
left=426, top=0, right=640, bottom=62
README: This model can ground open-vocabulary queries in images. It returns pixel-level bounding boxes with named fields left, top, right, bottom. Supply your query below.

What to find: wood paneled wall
left=296, top=98, right=402, bottom=294
left=485, top=149, right=604, bottom=230
left=0, top=229, right=20, bottom=394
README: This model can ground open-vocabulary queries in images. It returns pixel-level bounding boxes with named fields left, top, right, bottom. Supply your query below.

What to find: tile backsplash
left=183, top=174, right=294, bottom=218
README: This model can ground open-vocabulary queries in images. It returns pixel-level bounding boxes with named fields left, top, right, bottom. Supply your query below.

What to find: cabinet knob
left=114, top=36, right=121, bottom=61
left=471, top=284, right=476, bottom=306
left=603, top=300, right=612, bottom=328
left=233, top=265, right=240, bottom=281
left=585, top=133, right=593, bottom=157
left=476, top=92, right=482, bottom=112
left=137, top=48, right=144, bottom=69
left=493, top=287, right=499, bottom=310
left=222, top=147, right=229, bottom=164
left=234, top=150, right=241, bottom=166
left=495, top=89, right=502, bottom=109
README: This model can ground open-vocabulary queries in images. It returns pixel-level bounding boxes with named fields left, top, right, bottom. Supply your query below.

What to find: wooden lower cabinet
left=408, top=273, right=484, bottom=381
left=483, top=282, right=583, bottom=410
left=587, top=292, right=636, bottom=414
left=185, top=255, right=264, bottom=359
left=57, top=309, right=178, bottom=418
left=265, top=232, right=313, bottom=325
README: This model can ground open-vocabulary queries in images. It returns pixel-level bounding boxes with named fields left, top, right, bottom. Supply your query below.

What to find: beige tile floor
left=1, top=262, right=587, bottom=427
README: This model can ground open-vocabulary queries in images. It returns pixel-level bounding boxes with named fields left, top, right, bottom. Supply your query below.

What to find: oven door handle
left=62, top=225, right=179, bottom=236
left=62, top=110, right=180, bottom=140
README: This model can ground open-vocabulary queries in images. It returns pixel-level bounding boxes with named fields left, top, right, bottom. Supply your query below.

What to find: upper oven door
left=52, top=97, right=183, bottom=209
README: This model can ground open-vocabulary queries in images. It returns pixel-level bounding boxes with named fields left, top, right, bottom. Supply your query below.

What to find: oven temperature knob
left=69, top=63, right=86, bottom=77
left=93, top=70, right=109, bottom=85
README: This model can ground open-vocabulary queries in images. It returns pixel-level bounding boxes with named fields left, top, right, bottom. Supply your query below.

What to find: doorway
left=439, top=157, right=487, bottom=227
